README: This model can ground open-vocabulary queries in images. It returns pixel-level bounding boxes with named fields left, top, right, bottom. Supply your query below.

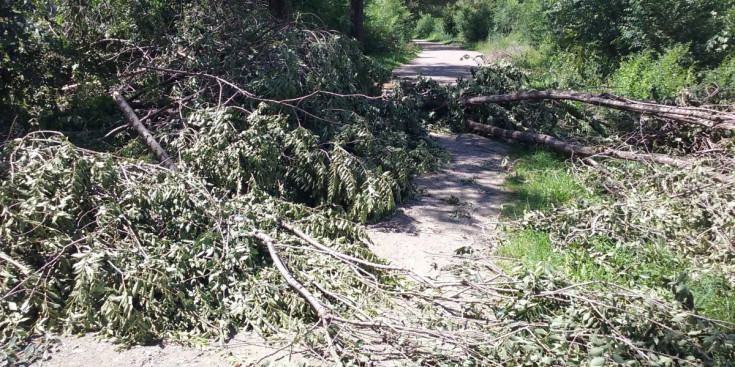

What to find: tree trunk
left=465, top=90, right=735, bottom=131
left=268, top=0, right=289, bottom=19
left=467, top=120, right=698, bottom=169
left=351, top=0, right=365, bottom=48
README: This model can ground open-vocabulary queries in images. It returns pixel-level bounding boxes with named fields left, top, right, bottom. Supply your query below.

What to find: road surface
left=392, top=40, right=484, bottom=84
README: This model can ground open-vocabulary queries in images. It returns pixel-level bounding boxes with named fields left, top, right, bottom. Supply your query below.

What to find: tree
left=350, top=0, right=364, bottom=47
left=269, top=0, right=289, bottom=19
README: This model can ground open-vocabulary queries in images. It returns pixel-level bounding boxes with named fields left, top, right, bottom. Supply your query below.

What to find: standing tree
left=269, top=0, right=289, bottom=19
left=350, top=0, right=364, bottom=47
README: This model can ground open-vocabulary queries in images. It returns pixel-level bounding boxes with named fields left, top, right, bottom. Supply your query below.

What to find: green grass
left=424, top=31, right=455, bottom=44
left=498, top=229, right=735, bottom=322
left=368, top=42, right=421, bottom=71
left=502, top=145, right=586, bottom=217
left=497, top=146, right=735, bottom=323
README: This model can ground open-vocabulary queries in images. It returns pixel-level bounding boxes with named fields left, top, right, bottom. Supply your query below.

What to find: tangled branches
left=2, top=134, right=734, bottom=365
left=2, top=2, right=735, bottom=365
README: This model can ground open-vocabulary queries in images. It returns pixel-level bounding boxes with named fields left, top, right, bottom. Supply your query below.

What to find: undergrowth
left=368, top=42, right=420, bottom=71
left=498, top=148, right=735, bottom=324
left=501, top=146, right=586, bottom=217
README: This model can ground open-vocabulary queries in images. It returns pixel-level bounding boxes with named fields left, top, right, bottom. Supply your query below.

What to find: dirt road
left=368, top=134, right=508, bottom=281
left=392, top=40, right=484, bottom=84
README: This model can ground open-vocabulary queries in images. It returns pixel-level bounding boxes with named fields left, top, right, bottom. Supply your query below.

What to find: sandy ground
left=368, top=133, right=508, bottom=281
left=32, top=43, right=509, bottom=367
left=35, top=331, right=315, bottom=367
left=392, top=40, right=484, bottom=84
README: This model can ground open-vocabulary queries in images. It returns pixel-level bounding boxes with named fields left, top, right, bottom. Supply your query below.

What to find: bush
left=611, top=45, right=696, bottom=102
left=453, top=0, right=493, bottom=43
left=492, top=0, right=544, bottom=40
left=543, top=0, right=733, bottom=68
left=620, top=0, right=732, bottom=66
left=415, top=13, right=438, bottom=39
left=699, top=57, right=735, bottom=101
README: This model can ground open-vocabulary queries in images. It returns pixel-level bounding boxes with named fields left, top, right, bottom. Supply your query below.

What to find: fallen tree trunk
left=468, top=120, right=696, bottom=169
left=112, top=92, right=179, bottom=171
left=465, top=91, right=735, bottom=131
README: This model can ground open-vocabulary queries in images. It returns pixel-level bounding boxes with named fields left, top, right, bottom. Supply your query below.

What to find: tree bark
left=113, top=92, right=179, bottom=171
left=465, top=90, right=735, bottom=131
left=351, top=0, right=365, bottom=48
left=467, top=120, right=697, bottom=169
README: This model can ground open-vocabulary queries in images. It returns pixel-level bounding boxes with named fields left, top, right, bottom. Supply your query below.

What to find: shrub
left=611, top=45, right=696, bottom=102
left=699, top=57, right=735, bottom=102
left=492, top=0, right=544, bottom=40
left=415, top=13, right=438, bottom=39
left=621, top=0, right=732, bottom=66
left=453, top=0, right=493, bottom=43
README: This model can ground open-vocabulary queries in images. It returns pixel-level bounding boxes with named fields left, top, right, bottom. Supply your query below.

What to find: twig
left=0, top=250, right=31, bottom=275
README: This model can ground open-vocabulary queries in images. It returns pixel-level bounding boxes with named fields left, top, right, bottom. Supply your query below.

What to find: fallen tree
left=467, top=120, right=693, bottom=167
left=467, top=120, right=733, bottom=182
left=465, top=90, right=735, bottom=131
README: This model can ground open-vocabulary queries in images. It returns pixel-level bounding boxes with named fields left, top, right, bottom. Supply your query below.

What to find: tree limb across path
left=467, top=120, right=732, bottom=183
left=113, top=92, right=179, bottom=171
left=465, top=90, right=735, bottom=130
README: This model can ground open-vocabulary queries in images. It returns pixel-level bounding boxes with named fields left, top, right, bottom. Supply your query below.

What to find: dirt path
left=392, top=40, right=484, bottom=84
left=368, top=133, right=508, bottom=280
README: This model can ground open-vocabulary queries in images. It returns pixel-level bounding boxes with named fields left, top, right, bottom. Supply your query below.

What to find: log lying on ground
left=465, top=91, right=735, bottom=131
left=467, top=121, right=733, bottom=183
left=112, top=92, right=179, bottom=171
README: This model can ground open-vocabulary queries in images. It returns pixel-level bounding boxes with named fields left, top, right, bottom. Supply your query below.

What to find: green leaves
left=0, top=134, right=405, bottom=360
left=589, top=356, right=606, bottom=366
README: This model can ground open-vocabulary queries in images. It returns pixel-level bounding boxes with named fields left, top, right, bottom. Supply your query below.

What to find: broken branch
left=112, top=92, right=179, bottom=171
left=467, top=121, right=732, bottom=183
left=465, top=90, right=735, bottom=130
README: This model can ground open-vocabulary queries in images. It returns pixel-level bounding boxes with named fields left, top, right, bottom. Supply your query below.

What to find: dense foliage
left=415, top=0, right=735, bottom=103
left=364, top=0, right=415, bottom=54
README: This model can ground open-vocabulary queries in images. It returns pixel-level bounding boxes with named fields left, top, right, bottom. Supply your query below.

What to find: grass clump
left=502, top=146, right=586, bottom=217
left=369, top=42, right=420, bottom=70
